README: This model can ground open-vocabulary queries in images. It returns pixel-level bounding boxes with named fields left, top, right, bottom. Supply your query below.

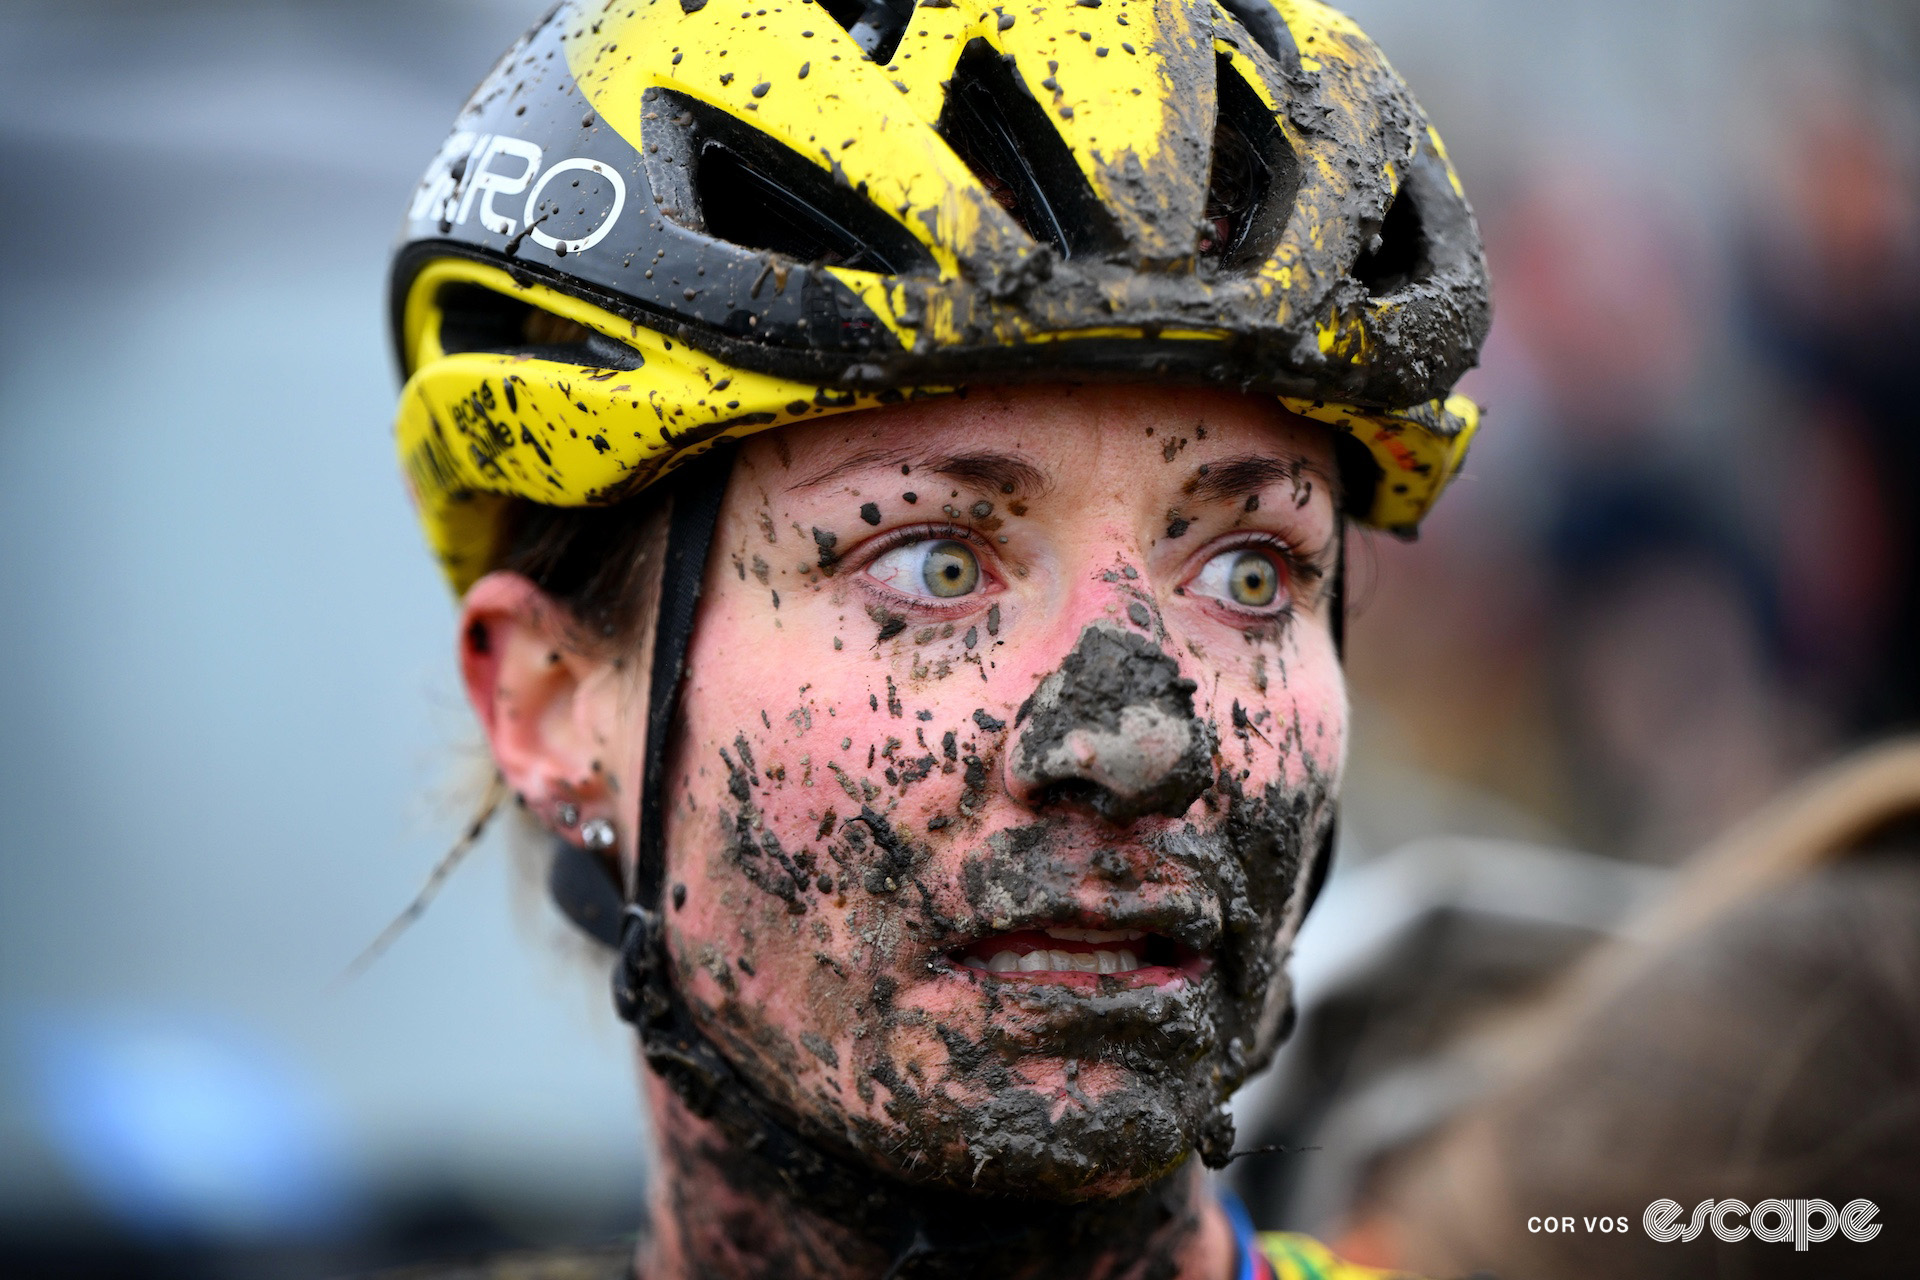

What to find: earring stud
left=580, top=818, right=616, bottom=852
left=557, top=802, right=579, bottom=828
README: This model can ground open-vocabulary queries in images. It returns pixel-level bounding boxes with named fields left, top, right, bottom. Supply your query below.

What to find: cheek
left=663, top=614, right=985, bottom=970
left=662, top=628, right=1004, bottom=1125
left=1206, top=620, right=1347, bottom=792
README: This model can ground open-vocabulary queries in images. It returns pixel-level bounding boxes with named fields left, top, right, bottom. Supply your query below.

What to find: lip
left=944, top=902, right=1221, bottom=956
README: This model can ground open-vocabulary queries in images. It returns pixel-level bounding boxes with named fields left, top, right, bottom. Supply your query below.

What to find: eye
left=868, top=538, right=983, bottom=600
left=1192, top=547, right=1283, bottom=609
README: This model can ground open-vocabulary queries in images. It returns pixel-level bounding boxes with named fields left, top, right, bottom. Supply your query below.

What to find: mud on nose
left=1010, top=623, right=1219, bottom=823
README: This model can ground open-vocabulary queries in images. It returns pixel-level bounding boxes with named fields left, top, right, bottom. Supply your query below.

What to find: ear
left=458, top=572, right=634, bottom=840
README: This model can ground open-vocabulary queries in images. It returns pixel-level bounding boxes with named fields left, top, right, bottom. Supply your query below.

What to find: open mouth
left=950, top=926, right=1203, bottom=989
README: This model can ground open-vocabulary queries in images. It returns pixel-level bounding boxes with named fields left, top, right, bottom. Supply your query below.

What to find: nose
left=1006, top=623, right=1219, bottom=824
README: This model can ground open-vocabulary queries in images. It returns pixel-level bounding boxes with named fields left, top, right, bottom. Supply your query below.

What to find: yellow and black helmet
left=391, top=0, right=1490, bottom=592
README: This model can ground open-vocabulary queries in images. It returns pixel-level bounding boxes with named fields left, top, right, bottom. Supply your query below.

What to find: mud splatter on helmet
left=390, top=0, right=1490, bottom=592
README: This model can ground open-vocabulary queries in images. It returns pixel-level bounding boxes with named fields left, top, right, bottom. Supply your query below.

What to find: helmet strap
left=614, top=440, right=733, bottom=1045
left=629, top=447, right=736, bottom=912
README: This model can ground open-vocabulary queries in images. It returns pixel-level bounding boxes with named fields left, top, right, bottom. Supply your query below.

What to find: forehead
left=744, top=384, right=1337, bottom=494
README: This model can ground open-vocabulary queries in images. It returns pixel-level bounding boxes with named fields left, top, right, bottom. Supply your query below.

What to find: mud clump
left=812, top=526, right=840, bottom=571
left=850, top=804, right=920, bottom=894
left=1012, top=624, right=1218, bottom=823
left=868, top=602, right=908, bottom=642
left=720, top=738, right=809, bottom=914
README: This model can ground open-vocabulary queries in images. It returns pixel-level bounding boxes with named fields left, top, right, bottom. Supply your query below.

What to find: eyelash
left=1185, top=532, right=1326, bottom=613
left=857, top=524, right=999, bottom=604
left=1257, top=533, right=1325, bottom=590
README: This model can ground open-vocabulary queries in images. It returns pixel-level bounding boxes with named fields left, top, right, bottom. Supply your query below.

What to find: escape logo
left=1642, top=1199, right=1882, bottom=1250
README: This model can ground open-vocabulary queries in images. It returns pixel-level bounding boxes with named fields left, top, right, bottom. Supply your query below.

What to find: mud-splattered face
left=664, top=384, right=1343, bottom=1201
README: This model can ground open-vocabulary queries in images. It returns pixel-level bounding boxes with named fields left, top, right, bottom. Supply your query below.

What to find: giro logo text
left=410, top=132, right=627, bottom=256
left=1643, top=1199, right=1882, bottom=1250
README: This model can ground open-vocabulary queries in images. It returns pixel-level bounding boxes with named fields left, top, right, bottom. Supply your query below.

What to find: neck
left=636, top=1073, right=1237, bottom=1280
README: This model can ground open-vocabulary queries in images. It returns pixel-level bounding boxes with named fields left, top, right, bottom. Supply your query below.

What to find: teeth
left=1043, top=927, right=1147, bottom=943
left=968, top=948, right=1146, bottom=975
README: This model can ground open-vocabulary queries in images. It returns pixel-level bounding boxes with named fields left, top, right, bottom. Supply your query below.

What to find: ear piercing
left=560, top=801, right=614, bottom=853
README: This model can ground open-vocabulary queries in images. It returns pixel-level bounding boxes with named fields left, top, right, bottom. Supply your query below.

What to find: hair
left=490, top=493, right=673, bottom=653
left=1365, top=855, right=1920, bottom=1279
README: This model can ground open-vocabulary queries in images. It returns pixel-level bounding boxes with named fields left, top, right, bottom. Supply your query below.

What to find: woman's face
left=658, top=384, right=1346, bottom=1198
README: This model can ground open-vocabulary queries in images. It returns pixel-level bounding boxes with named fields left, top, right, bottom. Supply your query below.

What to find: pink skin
left=461, top=384, right=1346, bottom=1280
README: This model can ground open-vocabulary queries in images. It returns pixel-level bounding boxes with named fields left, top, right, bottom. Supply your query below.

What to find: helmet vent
left=1200, top=55, right=1301, bottom=267
left=437, top=283, right=644, bottom=370
left=1353, top=186, right=1429, bottom=296
left=937, top=40, right=1123, bottom=260
left=645, top=91, right=935, bottom=275
left=817, top=0, right=915, bottom=65
left=1216, top=0, right=1302, bottom=76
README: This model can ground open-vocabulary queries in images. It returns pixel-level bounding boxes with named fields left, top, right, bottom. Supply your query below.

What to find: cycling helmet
left=390, top=0, right=1490, bottom=593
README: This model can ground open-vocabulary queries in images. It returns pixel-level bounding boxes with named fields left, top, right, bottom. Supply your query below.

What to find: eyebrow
left=789, top=447, right=914, bottom=491
left=927, top=451, right=1051, bottom=497
left=790, top=448, right=1051, bottom=496
left=1182, top=453, right=1337, bottom=508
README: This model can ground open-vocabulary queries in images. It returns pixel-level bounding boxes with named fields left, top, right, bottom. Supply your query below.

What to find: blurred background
left=0, top=0, right=1915, bottom=1275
